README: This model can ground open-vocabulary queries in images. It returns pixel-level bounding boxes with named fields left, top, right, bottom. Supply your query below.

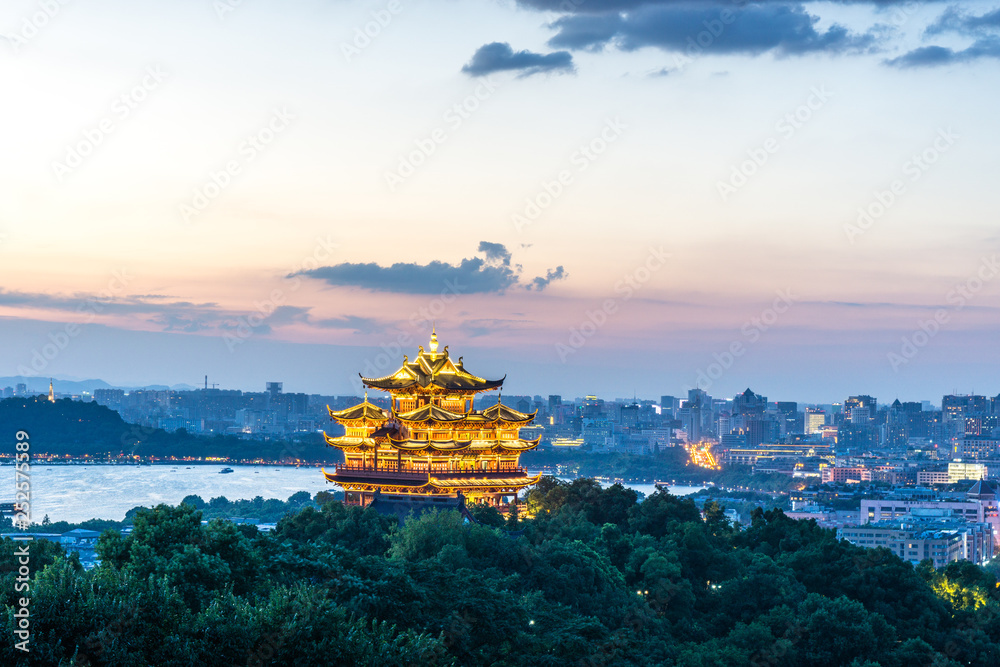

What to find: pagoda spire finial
left=429, top=326, right=439, bottom=353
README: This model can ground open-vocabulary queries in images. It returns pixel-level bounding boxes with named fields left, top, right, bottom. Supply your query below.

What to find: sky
left=1, top=0, right=999, bottom=404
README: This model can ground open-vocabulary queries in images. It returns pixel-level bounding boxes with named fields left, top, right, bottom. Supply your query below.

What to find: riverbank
left=2, top=464, right=332, bottom=523
left=0, top=457, right=328, bottom=466
left=2, top=464, right=708, bottom=524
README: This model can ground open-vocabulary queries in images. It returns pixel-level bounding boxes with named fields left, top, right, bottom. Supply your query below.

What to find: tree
left=702, top=500, right=732, bottom=537
left=466, top=502, right=506, bottom=527
left=181, top=494, right=207, bottom=509
left=628, top=488, right=701, bottom=538
left=507, top=502, right=519, bottom=529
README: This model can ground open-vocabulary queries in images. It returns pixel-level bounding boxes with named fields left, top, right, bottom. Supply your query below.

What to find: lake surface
left=625, top=484, right=705, bottom=499
left=4, top=465, right=707, bottom=523
left=7, top=464, right=331, bottom=523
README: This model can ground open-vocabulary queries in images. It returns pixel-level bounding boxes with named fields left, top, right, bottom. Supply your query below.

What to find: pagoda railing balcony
left=333, top=463, right=527, bottom=479
left=401, top=435, right=517, bottom=441
left=429, top=468, right=529, bottom=479
left=333, top=465, right=428, bottom=482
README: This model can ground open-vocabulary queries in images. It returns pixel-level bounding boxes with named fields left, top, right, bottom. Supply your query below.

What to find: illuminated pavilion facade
left=323, top=330, right=540, bottom=510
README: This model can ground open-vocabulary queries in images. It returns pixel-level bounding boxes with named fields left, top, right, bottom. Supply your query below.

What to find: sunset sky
left=1, top=0, right=999, bottom=402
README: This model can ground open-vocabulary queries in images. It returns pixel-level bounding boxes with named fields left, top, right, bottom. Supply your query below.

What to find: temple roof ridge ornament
left=359, top=329, right=504, bottom=394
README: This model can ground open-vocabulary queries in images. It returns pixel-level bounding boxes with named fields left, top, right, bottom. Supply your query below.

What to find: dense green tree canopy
left=3, top=479, right=1000, bottom=665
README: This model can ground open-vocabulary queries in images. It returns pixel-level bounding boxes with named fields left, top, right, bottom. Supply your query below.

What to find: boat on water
left=219, top=467, right=234, bottom=474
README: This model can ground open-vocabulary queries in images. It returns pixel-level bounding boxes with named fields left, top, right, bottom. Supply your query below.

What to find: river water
left=5, top=464, right=705, bottom=523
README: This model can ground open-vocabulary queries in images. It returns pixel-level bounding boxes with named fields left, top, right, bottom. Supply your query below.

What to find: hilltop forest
left=2, top=477, right=1000, bottom=665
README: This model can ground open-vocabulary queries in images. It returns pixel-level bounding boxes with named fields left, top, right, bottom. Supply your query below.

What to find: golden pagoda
left=323, top=329, right=540, bottom=510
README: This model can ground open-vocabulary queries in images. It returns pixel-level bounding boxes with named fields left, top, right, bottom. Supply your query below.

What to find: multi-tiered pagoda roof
left=322, top=330, right=540, bottom=510
left=359, top=331, right=504, bottom=394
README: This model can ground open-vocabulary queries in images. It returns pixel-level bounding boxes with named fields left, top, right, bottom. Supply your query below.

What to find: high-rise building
left=717, top=413, right=732, bottom=437
left=805, top=408, right=826, bottom=435
left=94, top=388, right=125, bottom=409
left=619, top=403, right=640, bottom=429
left=733, top=388, right=767, bottom=419
left=943, top=395, right=988, bottom=421
left=582, top=395, right=603, bottom=419
left=849, top=407, right=871, bottom=425
left=730, top=389, right=773, bottom=446
left=845, top=395, right=876, bottom=424
left=736, top=418, right=779, bottom=448
left=775, top=401, right=799, bottom=435
left=660, top=395, right=676, bottom=418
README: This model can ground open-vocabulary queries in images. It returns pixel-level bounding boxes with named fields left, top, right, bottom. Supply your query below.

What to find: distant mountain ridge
left=0, top=396, right=332, bottom=460
left=0, top=377, right=199, bottom=393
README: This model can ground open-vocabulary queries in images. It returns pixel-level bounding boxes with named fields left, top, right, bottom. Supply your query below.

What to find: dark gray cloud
left=296, top=242, right=566, bottom=294
left=527, top=266, right=568, bottom=291
left=926, top=6, right=1000, bottom=37
left=312, top=315, right=384, bottom=334
left=547, top=4, right=878, bottom=56
left=460, top=318, right=530, bottom=338
left=494, top=0, right=1000, bottom=71
left=518, top=0, right=943, bottom=12
left=0, top=287, right=369, bottom=338
left=546, top=14, right=622, bottom=51
left=885, top=6, right=1000, bottom=67
left=148, top=314, right=212, bottom=333
left=459, top=0, right=1000, bottom=74
left=886, top=37, right=1000, bottom=67
left=0, top=288, right=220, bottom=318
left=297, top=257, right=520, bottom=294
left=478, top=240, right=512, bottom=265
left=264, top=305, right=311, bottom=327
left=462, top=42, right=574, bottom=77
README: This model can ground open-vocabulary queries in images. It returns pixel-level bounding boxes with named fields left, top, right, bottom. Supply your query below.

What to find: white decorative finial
left=429, top=326, right=439, bottom=353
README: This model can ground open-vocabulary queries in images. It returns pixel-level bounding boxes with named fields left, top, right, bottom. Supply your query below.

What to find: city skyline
left=3, top=1, right=1000, bottom=402
left=7, top=368, right=999, bottom=411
